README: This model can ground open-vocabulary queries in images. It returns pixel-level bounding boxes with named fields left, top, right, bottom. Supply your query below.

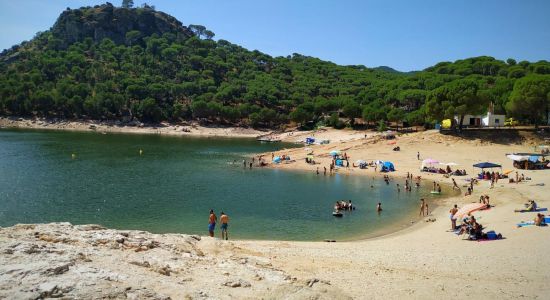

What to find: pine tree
left=122, top=0, right=134, bottom=8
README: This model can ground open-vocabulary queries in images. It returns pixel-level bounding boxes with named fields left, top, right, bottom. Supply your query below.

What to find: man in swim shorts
left=450, top=204, right=458, bottom=230
left=208, top=209, right=217, bottom=237
left=220, top=211, right=229, bottom=240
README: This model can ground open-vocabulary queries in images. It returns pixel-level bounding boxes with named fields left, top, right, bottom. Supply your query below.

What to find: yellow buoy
left=139, top=149, right=143, bottom=155
left=71, top=153, right=76, bottom=159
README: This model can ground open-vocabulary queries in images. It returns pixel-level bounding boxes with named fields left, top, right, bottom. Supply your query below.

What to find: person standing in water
left=377, top=202, right=382, bottom=213
left=208, top=209, right=217, bottom=237
left=419, top=199, right=426, bottom=216
left=417, top=152, right=420, bottom=160
left=220, top=211, right=229, bottom=240
left=425, top=203, right=429, bottom=215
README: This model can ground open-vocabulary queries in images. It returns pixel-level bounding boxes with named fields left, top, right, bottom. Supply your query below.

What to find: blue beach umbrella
left=330, top=150, right=341, bottom=156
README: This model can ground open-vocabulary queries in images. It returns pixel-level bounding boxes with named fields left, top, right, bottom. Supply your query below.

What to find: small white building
left=455, top=112, right=506, bottom=127
left=454, top=103, right=506, bottom=128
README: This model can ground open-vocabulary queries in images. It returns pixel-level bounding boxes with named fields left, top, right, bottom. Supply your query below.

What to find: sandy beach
left=1, top=125, right=550, bottom=299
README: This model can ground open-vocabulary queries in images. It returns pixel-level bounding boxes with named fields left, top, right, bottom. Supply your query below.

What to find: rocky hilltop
left=51, top=3, right=193, bottom=47
left=0, top=223, right=348, bottom=299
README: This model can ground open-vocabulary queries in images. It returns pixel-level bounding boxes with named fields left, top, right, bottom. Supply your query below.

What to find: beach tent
left=453, top=203, right=487, bottom=220
left=305, top=137, right=315, bottom=144
left=473, top=162, right=501, bottom=169
left=375, top=160, right=384, bottom=165
left=506, top=154, right=530, bottom=162
left=273, top=156, right=281, bottom=163
left=335, top=159, right=344, bottom=166
left=355, top=160, right=366, bottom=165
left=382, top=161, right=395, bottom=171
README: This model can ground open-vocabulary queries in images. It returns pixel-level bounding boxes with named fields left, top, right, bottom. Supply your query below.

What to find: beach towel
left=517, top=221, right=535, bottom=227
left=517, top=208, right=547, bottom=213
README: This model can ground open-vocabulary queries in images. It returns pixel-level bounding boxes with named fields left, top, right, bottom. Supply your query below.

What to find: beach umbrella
left=441, top=162, right=459, bottom=166
left=422, top=158, right=439, bottom=165
left=472, top=162, right=501, bottom=169
left=330, top=150, right=341, bottom=156
left=503, top=169, right=513, bottom=175
left=375, top=160, right=384, bottom=165
left=452, top=203, right=487, bottom=220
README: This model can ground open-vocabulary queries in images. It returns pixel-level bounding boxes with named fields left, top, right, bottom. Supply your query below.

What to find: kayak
left=332, top=212, right=343, bottom=217
left=430, top=191, right=441, bottom=194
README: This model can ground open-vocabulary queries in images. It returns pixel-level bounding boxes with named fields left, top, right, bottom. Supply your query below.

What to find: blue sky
left=0, top=0, right=549, bottom=71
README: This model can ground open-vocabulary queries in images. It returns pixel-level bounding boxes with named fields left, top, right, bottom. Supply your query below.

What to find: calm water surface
left=0, top=128, right=449, bottom=241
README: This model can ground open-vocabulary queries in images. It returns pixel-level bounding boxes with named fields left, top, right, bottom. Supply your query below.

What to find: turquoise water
left=0, top=128, right=447, bottom=241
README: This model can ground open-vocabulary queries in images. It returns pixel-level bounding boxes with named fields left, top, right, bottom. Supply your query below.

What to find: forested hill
left=1, top=3, right=549, bottom=128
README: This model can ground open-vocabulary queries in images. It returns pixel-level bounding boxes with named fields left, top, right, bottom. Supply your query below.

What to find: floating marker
left=139, top=149, right=143, bottom=155
left=71, top=153, right=76, bottom=159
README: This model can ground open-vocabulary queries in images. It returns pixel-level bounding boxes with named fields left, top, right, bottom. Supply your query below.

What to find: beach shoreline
left=0, top=116, right=270, bottom=138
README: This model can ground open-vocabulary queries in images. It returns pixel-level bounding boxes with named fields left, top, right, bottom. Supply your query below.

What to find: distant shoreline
left=0, top=116, right=270, bottom=138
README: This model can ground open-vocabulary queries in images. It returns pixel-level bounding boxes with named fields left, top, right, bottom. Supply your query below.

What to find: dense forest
left=1, top=2, right=549, bottom=129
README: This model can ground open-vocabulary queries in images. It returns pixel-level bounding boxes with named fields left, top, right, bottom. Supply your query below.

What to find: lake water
left=0, top=128, right=449, bottom=241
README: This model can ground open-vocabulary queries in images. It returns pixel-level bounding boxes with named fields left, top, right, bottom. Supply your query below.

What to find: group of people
left=464, top=178, right=478, bottom=196
left=456, top=215, right=483, bottom=239
left=208, top=210, right=230, bottom=240
left=422, top=165, right=467, bottom=176
left=419, top=198, right=429, bottom=216
left=509, top=171, right=526, bottom=183
left=334, top=200, right=354, bottom=212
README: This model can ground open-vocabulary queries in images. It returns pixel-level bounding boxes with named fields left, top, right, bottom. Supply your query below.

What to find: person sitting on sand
left=514, top=200, right=537, bottom=212
left=437, top=184, right=442, bottom=193
left=534, top=213, right=545, bottom=226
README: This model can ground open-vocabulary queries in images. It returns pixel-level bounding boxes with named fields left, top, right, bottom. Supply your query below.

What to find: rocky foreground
left=0, top=223, right=348, bottom=299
